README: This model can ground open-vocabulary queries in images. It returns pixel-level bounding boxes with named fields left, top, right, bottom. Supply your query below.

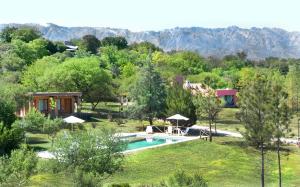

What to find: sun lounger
left=166, top=126, right=173, bottom=134
left=146, top=126, right=153, bottom=134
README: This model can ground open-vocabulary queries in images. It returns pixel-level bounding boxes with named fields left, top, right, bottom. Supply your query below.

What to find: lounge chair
left=166, top=126, right=173, bottom=134
left=146, top=126, right=153, bottom=134
left=180, top=127, right=190, bottom=136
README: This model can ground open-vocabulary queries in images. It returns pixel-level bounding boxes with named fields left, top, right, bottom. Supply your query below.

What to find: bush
left=22, top=109, right=45, bottom=132
left=0, top=121, right=24, bottom=155
left=0, top=145, right=38, bottom=186
left=160, top=170, right=207, bottom=187
left=73, top=168, right=102, bottom=187
left=52, top=127, right=127, bottom=175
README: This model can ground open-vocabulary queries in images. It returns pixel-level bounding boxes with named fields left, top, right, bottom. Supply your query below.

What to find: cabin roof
left=28, top=92, right=82, bottom=97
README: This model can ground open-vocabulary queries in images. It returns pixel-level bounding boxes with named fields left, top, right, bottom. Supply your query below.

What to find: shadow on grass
left=30, top=146, right=48, bottom=152
left=27, top=137, right=49, bottom=144
left=218, top=139, right=249, bottom=149
left=216, top=120, right=241, bottom=125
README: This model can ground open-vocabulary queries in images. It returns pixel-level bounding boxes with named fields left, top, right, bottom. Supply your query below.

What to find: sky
left=0, top=0, right=300, bottom=32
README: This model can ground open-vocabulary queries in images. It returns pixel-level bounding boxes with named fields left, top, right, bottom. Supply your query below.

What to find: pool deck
left=37, top=132, right=201, bottom=158
left=120, top=132, right=201, bottom=154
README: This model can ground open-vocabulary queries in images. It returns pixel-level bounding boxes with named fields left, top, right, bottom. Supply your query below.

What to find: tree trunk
left=277, top=137, right=282, bottom=187
left=209, top=120, right=212, bottom=142
left=214, top=122, right=217, bottom=133
left=261, top=143, right=265, bottom=187
left=149, top=117, right=153, bottom=126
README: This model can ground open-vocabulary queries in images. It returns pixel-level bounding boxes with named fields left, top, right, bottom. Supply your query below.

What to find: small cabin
left=18, top=92, right=82, bottom=117
left=216, top=89, right=238, bottom=107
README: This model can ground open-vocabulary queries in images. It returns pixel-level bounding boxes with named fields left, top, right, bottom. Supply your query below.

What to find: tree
left=81, top=35, right=100, bottom=54
left=286, top=62, right=300, bottom=112
left=101, top=36, right=128, bottom=50
left=129, top=41, right=162, bottom=53
left=130, top=55, right=166, bottom=125
left=50, top=57, right=115, bottom=110
left=0, top=27, right=17, bottom=43
left=193, top=87, right=221, bottom=142
left=239, top=72, right=274, bottom=187
left=166, top=83, right=197, bottom=124
left=10, top=27, right=42, bottom=42
left=269, top=73, right=291, bottom=187
left=22, top=56, right=60, bottom=91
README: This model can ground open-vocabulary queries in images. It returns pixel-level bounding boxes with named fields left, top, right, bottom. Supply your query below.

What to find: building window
left=38, top=99, right=48, bottom=112
left=56, top=99, right=61, bottom=111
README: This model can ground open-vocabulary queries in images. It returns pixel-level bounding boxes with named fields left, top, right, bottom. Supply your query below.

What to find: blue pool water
left=127, top=137, right=178, bottom=150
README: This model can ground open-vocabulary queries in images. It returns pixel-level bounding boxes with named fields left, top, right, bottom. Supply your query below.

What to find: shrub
left=160, top=170, right=207, bottom=187
left=52, top=127, right=127, bottom=176
left=0, top=145, right=38, bottom=186
left=22, top=109, right=45, bottom=132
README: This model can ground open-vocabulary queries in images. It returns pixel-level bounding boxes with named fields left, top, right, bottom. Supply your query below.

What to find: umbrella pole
left=177, top=120, right=179, bottom=135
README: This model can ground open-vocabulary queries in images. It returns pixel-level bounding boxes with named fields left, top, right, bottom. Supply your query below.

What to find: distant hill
left=1, top=23, right=300, bottom=60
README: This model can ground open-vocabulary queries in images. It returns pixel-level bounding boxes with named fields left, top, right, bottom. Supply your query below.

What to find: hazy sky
left=0, top=0, right=299, bottom=31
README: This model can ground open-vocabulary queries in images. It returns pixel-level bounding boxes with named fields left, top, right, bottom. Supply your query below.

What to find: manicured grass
left=200, top=108, right=300, bottom=138
left=29, top=137, right=300, bottom=186
left=103, top=137, right=300, bottom=187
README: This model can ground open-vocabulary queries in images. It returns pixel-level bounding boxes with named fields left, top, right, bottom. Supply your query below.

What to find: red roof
left=216, top=89, right=237, bottom=97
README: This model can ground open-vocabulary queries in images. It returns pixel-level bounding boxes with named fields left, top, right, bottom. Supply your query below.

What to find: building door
left=64, top=98, right=72, bottom=114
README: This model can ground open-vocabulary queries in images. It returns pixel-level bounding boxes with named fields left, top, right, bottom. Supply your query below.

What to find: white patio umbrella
left=166, top=114, right=189, bottom=135
left=63, top=116, right=85, bottom=131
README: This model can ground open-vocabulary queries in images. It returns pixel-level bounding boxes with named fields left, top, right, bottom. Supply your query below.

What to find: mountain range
left=1, top=23, right=300, bottom=60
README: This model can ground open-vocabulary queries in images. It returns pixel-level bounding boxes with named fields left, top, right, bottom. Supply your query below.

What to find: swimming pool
left=126, top=137, right=178, bottom=150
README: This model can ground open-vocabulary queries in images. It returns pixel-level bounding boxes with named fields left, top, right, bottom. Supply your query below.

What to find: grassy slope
left=27, top=105, right=300, bottom=186
left=29, top=137, right=300, bottom=186
left=103, top=137, right=300, bottom=187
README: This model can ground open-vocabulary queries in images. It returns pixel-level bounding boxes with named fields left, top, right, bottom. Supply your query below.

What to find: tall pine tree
left=129, top=54, right=166, bottom=125
left=239, top=72, right=274, bottom=187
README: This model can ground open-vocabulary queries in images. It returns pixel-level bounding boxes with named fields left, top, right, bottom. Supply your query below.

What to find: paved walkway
left=191, top=125, right=299, bottom=144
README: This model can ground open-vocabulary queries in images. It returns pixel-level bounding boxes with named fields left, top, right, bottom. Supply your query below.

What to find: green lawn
left=29, top=137, right=300, bottom=187
left=26, top=105, right=300, bottom=186
left=200, top=108, right=300, bottom=138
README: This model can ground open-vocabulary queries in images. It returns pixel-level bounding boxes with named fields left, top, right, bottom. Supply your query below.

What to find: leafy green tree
left=286, top=62, right=300, bottom=112
left=169, top=51, right=208, bottom=75
left=81, top=35, right=100, bottom=54
left=50, top=57, right=114, bottom=110
left=12, top=38, right=49, bottom=65
left=22, top=56, right=60, bottom=91
left=239, top=72, right=275, bottom=187
left=0, top=27, right=17, bottom=42
left=188, top=72, right=227, bottom=89
left=11, top=27, right=42, bottom=42
left=129, top=55, right=167, bottom=125
left=101, top=36, right=128, bottom=50
left=46, top=40, right=67, bottom=54
left=166, top=83, right=197, bottom=124
left=0, top=145, right=37, bottom=186
left=129, top=41, right=162, bottom=53
left=0, top=51, right=26, bottom=72
left=193, top=88, right=221, bottom=142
